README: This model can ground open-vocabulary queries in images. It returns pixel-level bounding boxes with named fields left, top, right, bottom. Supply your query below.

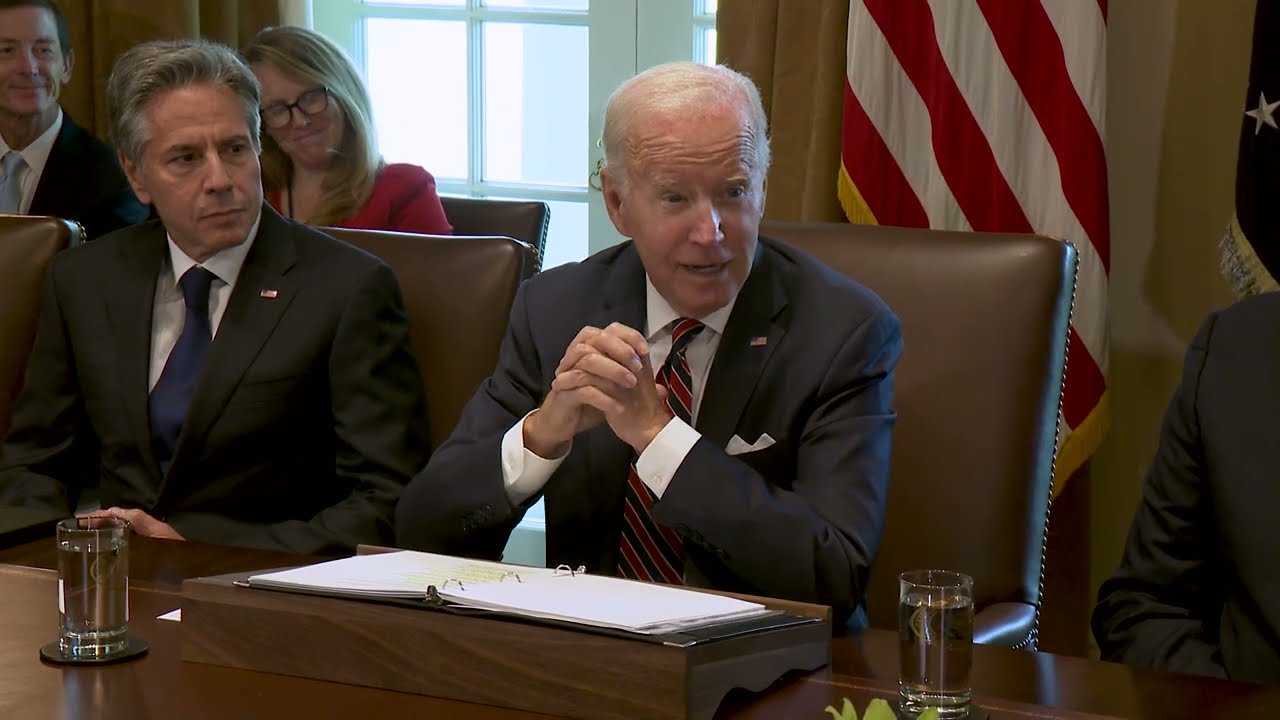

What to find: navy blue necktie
left=150, top=266, right=216, bottom=474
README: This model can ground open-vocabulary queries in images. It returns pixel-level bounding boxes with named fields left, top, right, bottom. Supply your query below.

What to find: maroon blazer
left=268, top=163, right=453, bottom=235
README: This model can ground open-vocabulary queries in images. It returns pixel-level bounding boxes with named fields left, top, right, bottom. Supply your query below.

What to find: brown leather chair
left=321, top=227, right=537, bottom=451
left=760, top=219, right=1077, bottom=649
left=441, top=196, right=550, bottom=274
left=0, top=215, right=82, bottom=441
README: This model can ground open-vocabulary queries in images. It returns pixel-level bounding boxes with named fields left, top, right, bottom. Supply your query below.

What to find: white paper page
left=247, top=550, right=553, bottom=598
left=440, top=573, right=769, bottom=633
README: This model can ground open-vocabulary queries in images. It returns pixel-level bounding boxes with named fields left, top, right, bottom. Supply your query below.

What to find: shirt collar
left=164, top=209, right=262, bottom=289
left=0, top=108, right=62, bottom=179
left=644, top=276, right=738, bottom=341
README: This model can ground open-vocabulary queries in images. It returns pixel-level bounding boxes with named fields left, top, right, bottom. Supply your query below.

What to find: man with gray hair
left=0, top=39, right=428, bottom=555
left=397, top=61, right=901, bottom=627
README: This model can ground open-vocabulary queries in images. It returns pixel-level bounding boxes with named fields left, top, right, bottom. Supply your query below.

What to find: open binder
left=241, top=550, right=799, bottom=637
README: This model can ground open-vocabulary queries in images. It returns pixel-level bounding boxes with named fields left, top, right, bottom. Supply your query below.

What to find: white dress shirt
left=148, top=212, right=262, bottom=390
left=500, top=276, right=739, bottom=504
left=0, top=109, right=62, bottom=214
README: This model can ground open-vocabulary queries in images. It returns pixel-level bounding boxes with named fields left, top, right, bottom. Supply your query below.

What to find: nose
left=15, top=50, right=39, bottom=74
left=288, top=105, right=311, bottom=128
left=690, top=199, right=724, bottom=245
left=204, top=154, right=234, bottom=193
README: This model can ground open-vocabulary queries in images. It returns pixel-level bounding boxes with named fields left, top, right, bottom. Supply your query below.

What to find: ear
left=59, top=49, right=74, bottom=83
left=118, top=151, right=152, bottom=206
left=599, top=166, right=631, bottom=238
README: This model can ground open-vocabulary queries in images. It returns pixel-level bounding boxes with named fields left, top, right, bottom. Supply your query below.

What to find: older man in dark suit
left=395, top=61, right=902, bottom=627
left=0, top=38, right=427, bottom=555
left=0, top=0, right=146, bottom=237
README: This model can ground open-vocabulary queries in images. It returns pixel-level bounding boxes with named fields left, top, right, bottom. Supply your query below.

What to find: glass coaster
left=39, top=636, right=149, bottom=665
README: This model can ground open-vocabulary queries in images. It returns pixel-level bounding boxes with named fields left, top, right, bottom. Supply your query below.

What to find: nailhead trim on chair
left=1025, top=239, right=1083, bottom=653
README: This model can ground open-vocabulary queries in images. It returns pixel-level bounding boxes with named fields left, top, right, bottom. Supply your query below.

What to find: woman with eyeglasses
left=241, top=26, right=452, bottom=234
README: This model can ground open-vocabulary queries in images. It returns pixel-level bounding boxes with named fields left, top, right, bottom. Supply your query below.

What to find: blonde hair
left=601, top=62, right=770, bottom=189
left=242, top=26, right=382, bottom=225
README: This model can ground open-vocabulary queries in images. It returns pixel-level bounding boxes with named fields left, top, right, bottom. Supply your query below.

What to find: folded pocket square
left=726, top=433, right=776, bottom=456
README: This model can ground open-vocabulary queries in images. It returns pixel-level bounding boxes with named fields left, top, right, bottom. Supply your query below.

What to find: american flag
left=839, top=0, right=1109, bottom=481
left=1221, top=0, right=1280, bottom=296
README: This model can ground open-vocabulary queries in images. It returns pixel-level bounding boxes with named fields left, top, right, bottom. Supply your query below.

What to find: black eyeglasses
left=260, top=86, right=330, bottom=129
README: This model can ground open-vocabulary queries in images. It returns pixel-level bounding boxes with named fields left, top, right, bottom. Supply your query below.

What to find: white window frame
left=307, top=0, right=714, bottom=565
left=311, top=0, right=713, bottom=259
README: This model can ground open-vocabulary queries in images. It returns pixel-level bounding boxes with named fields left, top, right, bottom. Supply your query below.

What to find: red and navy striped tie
left=617, top=318, right=705, bottom=584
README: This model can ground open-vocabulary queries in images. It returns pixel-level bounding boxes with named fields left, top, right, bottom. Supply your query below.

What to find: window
left=313, top=0, right=716, bottom=270
left=312, top=0, right=716, bottom=565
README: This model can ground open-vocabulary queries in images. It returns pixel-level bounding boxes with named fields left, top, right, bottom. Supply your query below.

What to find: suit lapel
left=106, top=224, right=169, bottom=481
left=165, top=208, right=298, bottom=479
left=582, top=246, right=647, bottom=524
left=28, top=117, right=79, bottom=215
left=697, top=244, right=789, bottom=449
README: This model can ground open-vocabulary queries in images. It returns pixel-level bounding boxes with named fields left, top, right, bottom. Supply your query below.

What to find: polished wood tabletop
left=2, top=535, right=1278, bottom=719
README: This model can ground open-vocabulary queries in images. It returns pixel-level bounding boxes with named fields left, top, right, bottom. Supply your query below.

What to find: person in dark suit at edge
left=395, top=61, right=902, bottom=628
left=1093, top=296, right=1280, bottom=686
left=0, top=38, right=428, bottom=555
left=0, top=0, right=146, bottom=238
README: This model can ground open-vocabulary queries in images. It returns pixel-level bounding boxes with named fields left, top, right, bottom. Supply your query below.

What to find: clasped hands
left=524, top=322, right=672, bottom=459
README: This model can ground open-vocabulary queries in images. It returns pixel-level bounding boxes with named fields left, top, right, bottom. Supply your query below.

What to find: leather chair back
left=0, top=215, right=81, bottom=440
left=441, top=196, right=550, bottom=274
left=321, top=227, right=536, bottom=450
left=760, top=219, right=1076, bottom=648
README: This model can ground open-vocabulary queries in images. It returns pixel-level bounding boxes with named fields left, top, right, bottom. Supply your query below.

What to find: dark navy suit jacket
left=396, top=237, right=902, bottom=625
left=0, top=205, right=428, bottom=555
left=1094, top=293, right=1280, bottom=685
left=28, top=113, right=147, bottom=239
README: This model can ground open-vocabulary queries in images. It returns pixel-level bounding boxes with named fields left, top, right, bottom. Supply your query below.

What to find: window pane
left=701, top=28, right=717, bottom=66
left=540, top=199, right=588, bottom=269
left=701, top=0, right=717, bottom=14
left=366, top=19, right=468, bottom=180
left=367, top=0, right=465, bottom=6
left=483, top=23, right=588, bottom=187
left=484, top=0, right=588, bottom=10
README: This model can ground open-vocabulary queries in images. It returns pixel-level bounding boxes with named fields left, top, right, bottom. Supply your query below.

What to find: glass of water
left=898, top=569, right=974, bottom=718
left=56, top=516, right=131, bottom=660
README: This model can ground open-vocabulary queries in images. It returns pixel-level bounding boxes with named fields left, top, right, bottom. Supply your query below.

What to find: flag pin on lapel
left=259, top=289, right=279, bottom=299
left=749, top=336, right=768, bottom=347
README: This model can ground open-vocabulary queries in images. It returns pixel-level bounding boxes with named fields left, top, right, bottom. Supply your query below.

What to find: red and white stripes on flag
left=839, top=0, right=1110, bottom=482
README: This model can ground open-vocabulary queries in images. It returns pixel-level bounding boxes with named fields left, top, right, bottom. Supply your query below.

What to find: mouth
left=679, top=261, right=730, bottom=275
left=202, top=209, right=244, bottom=221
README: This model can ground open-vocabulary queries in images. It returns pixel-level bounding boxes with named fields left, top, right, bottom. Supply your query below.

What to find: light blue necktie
left=0, top=151, right=26, bottom=214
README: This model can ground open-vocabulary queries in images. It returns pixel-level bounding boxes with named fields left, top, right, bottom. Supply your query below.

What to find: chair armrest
left=973, top=601, right=1036, bottom=648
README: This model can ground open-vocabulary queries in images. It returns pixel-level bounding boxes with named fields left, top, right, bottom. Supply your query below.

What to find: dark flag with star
left=1222, top=0, right=1280, bottom=295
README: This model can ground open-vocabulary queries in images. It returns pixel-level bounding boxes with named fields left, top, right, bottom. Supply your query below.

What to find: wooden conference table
left=0, top=536, right=1277, bottom=719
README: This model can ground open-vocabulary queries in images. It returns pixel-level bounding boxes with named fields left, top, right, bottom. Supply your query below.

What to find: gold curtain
left=57, top=0, right=280, bottom=138
left=716, top=0, right=850, bottom=222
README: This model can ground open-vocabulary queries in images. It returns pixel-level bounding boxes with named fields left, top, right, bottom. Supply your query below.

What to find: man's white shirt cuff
left=634, top=417, right=700, bottom=498
left=501, top=412, right=568, bottom=504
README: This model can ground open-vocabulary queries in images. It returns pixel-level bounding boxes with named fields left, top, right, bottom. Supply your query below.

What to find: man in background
left=0, top=38, right=428, bottom=555
left=396, top=61, right=902, bottom=627
left=0, top=0, right=146, bottom=237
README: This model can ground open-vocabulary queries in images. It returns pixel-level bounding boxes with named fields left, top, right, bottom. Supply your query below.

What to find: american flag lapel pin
left=749, top=336, right=768, bottom=347
left=259, top=289, right=279, bottom=299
